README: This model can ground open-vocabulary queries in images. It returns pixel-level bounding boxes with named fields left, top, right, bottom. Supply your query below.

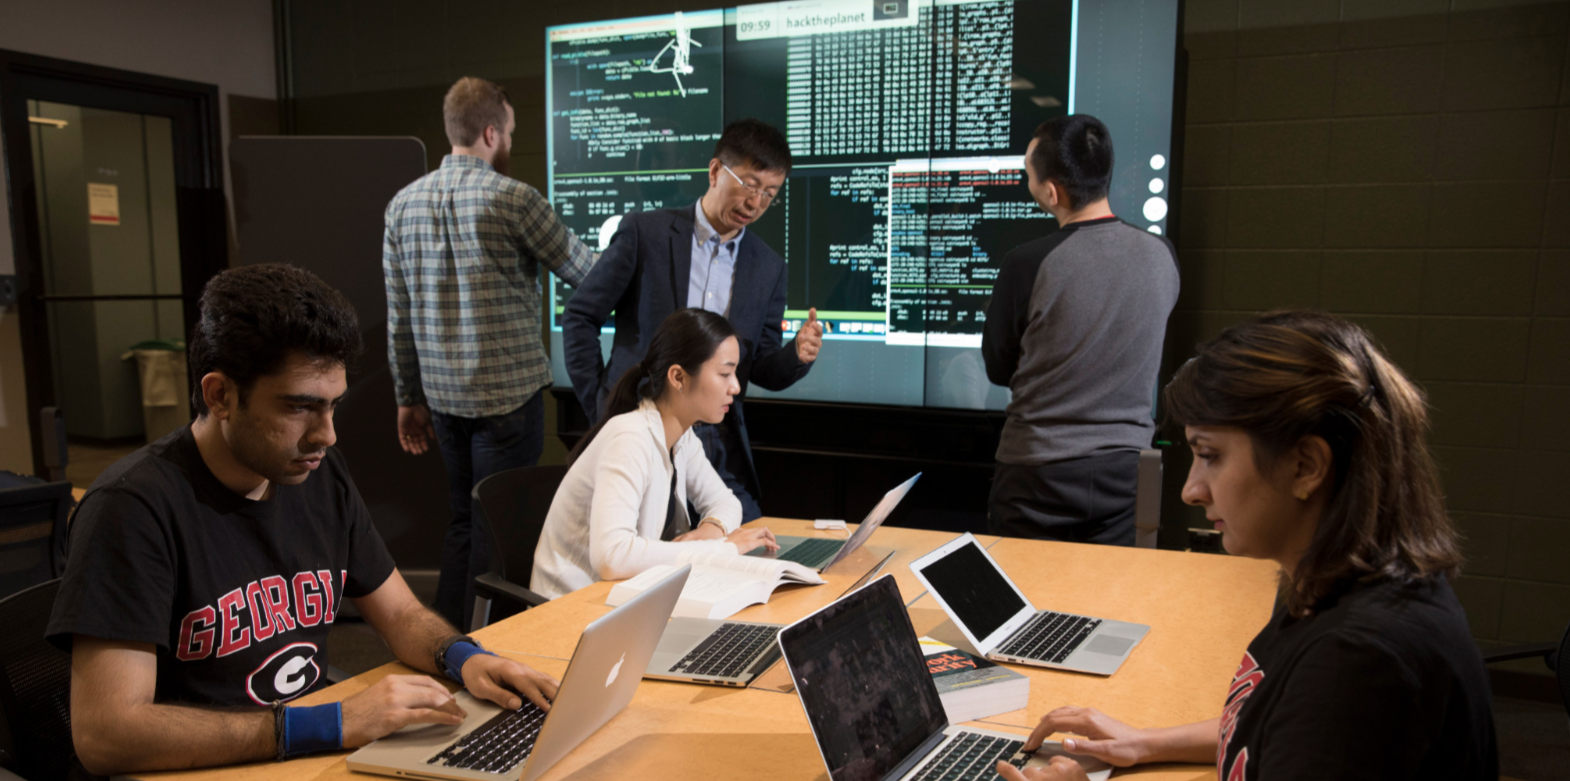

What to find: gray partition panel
left=231, top=136, right=446, bottom=569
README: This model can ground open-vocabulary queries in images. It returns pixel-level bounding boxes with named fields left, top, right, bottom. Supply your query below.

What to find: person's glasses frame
left=721, top=163, right=779, bottom=205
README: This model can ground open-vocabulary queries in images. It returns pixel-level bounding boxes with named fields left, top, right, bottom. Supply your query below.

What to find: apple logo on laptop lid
left=606, top=653, right=626, bottom=687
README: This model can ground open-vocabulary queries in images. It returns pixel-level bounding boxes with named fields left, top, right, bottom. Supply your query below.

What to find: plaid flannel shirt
left=383, top=154, right=595, bottom=418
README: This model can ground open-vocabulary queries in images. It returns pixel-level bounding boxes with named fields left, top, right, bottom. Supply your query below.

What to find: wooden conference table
left=141, top=519, right=1278, bottom=781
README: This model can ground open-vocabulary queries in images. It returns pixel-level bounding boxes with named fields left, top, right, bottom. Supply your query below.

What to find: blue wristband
left=281, top=702, right=343, bottom=758
left=444, top=641, right=496, bottom=684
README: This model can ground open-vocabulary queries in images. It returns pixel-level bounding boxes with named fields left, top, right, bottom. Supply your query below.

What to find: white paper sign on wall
left=88, top=183, right=120, bottom=226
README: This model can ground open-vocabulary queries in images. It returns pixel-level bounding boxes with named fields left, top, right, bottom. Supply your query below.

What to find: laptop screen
left=916, top=538, right=1026, bottom=641
left=780, top=576, right=948, bottom=781
left=824, top=473, right=920, bottom=570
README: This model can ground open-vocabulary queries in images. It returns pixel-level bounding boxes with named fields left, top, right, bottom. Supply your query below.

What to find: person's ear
left=1043, top=180, right=1061, bottom=210
left=707, top=159, right=722, bottom=190
left=201, top=372, right=236, bottom=420
left=666, top=364, right=687, bottom=393
left=482, top=124, right=499, bottom=150
left=1289, top=435, right=1333, bottom=501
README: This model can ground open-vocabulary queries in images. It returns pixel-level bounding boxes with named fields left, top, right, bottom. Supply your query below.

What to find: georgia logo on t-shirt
left=246, top=642, right=322, bottom=705
left=1218, top=651, right=1264, bottom=780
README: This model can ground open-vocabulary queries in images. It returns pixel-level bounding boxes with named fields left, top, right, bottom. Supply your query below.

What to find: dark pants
left=691, top=422, right=762, bottom=522
left=988, top=451, right=1140, bottom=546
left=431, top=392, right=544, bottom=629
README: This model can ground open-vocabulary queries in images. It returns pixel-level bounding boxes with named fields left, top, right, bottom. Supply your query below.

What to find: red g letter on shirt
left=217, top=588, right=251, bottom=657
left=293, top=571, right=323, bottom=627
left=177, top=606, right=217, bottom=661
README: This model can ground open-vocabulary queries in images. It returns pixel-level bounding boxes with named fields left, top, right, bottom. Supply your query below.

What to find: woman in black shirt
left=999, top=311, right=1498, bottom=781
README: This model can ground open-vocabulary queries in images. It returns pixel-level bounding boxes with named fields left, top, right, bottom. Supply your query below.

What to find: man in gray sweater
left=980, top=115, right=1179, bottom=545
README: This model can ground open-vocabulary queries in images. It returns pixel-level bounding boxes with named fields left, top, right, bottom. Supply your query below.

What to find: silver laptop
left=647, top=549, right=897, bottom=687
left=910, top=533, right=1148, bottom=676
left=346, top=565, right=691, bottom=781
left=748, top=472, right=920, bottom=571
left=780, top=574, right=1111, bottom=781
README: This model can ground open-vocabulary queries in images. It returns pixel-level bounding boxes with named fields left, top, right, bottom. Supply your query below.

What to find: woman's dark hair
left=189, top=263, right=362, bottom=415
left=1163, top=310, right=1460, bottom=618
left=569, top=308, right=737, bottom=463
left=1028, top=114, right=1113, bottom=209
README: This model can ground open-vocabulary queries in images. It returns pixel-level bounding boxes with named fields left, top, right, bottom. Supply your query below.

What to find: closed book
left=920, top=636, right=1030, bottom=724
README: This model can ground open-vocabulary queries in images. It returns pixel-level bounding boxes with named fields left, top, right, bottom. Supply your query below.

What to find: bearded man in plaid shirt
left=383, top=77, right=596, bottom=629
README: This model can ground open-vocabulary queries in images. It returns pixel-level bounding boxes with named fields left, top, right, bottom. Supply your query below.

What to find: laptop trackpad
left=1083, top=634, right=1134, bottom=657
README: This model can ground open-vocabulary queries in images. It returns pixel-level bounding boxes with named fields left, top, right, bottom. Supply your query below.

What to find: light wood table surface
left=135, top=520, right=1277, bottom=781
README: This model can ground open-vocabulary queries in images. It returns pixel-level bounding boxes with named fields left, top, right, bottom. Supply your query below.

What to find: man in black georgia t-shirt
left=47, top=264, right=560, bottom=778
left=1217, top=575, right=1498, bottom=780
left=48, top=423, right=392, bottom=706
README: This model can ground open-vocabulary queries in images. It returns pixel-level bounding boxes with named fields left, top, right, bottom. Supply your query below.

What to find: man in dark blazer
left=562, top=119, right=822, bottom=521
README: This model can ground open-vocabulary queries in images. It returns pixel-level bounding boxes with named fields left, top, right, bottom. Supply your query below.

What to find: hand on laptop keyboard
left=340, top=674, right=467, bottom=748
left=993, top=754, right=1090, bottom=781
left=458, top=653, right=560, bottom=712
left=1019, top=706, right=1147, bottom=768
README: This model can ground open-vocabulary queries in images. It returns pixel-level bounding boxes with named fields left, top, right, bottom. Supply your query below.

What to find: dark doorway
left=0, top=50, right=228, bottom=478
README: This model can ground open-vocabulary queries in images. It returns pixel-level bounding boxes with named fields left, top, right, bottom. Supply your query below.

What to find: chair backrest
left=0, top=579, right=76, bottom=780
left=1134, top=448, right=1162, bottom=549
left=0, top=478, right=75, bottom=599
left=472, top=465, right=570, bottom=583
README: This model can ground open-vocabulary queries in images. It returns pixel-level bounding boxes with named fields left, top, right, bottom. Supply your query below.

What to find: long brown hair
left=568, top=308, right=737, bottom=463
left=1164, top=310, right=1460, bottom=617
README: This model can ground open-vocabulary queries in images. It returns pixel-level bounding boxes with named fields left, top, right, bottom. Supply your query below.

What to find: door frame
left=0, top=49, right=228, bottom=475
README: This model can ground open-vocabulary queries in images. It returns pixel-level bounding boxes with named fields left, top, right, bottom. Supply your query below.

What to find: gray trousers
left=987, top=450, right=1140, bottom=546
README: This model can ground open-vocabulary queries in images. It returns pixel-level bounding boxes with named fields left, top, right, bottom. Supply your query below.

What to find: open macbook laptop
left=347, top=565, right=691, bottom=781
left=749, top=473, right=920, bottom=571
left=779, top=574, right=1111, bottom=781
left=647, top=549, right=898, bottom=687
left=910, top=533, right=1148, bottom=676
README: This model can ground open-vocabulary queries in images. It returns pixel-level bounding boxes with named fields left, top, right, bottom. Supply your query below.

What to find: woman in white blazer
left=531, top=308, right=780, bottom=599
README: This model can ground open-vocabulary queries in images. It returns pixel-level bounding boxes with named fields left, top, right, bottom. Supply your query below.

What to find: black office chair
left=469, top=465, right=568, bottom=630
left=0, top=476, right=75, bottom=601
left=0, top=579, right=77, bottom=781
left=1484, top=620, right=1570, bottom=721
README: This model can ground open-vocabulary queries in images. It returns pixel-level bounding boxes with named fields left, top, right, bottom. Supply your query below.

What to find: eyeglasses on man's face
left=721, top=163, right=779, bottom=205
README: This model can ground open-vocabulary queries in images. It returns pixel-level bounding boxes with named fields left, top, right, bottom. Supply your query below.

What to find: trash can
left=121, top=339, right=191, bottom=443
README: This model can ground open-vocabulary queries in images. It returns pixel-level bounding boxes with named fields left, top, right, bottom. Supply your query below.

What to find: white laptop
left=779, top=574, right=1111, bottom=781
left=748, top=473, right=920, bottom=572
left=909, top=533, right=1148, bottom=676
left=346, top=565, right=690, bottom=781
left=646, top=549, right=897, bottom=688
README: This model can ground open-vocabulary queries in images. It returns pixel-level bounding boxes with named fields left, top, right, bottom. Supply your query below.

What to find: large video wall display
left=546, top=0, right=1180, bottom=410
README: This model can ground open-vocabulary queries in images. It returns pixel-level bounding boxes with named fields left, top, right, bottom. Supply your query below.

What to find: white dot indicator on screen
left=1148, top=225, right=1163, bottom=235
left=1150, top=154, right=1166, bottom=170
left=1143, top=197, right=1168, bottom=222
left=1149, top=178, right=1165, bottom=194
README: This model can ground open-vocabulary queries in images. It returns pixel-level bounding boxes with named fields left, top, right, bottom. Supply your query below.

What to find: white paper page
left=605, top=564, right=679, bottom=606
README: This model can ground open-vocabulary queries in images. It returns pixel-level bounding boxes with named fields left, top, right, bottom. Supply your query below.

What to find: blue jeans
left=430, top=393, right=544, bottom=629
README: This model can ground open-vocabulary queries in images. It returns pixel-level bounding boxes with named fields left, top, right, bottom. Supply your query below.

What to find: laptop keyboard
left=670, top=622, right=779, bottom=679
left=996, top=612, right=1101, bottom=664
left=427, top=700, right=547, bottom=774
left=910, top=732, right=1026, bottom=781
left=776, top=538, right=842, bottom=567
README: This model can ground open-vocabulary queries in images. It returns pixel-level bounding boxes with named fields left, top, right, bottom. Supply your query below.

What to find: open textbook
left=606, top=552, right=826, bottom=620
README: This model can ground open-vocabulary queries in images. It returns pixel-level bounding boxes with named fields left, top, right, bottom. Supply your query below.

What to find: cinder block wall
left=1169, top=0, right=1570, bottom=660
